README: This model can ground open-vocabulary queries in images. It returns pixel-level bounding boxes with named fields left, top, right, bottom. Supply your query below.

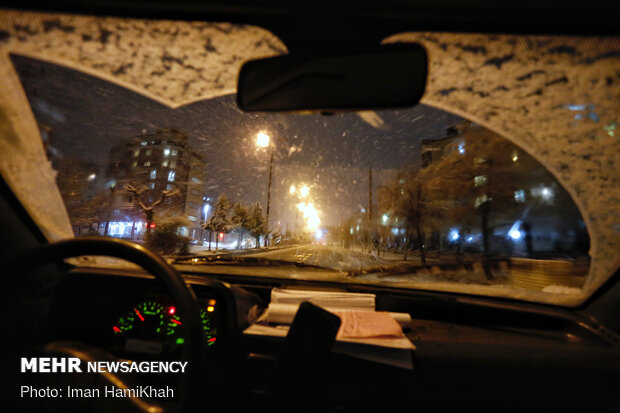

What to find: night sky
left=12, top=54, right=461, bottom=229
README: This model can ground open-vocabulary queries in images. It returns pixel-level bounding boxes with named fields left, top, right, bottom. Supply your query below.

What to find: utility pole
left=368, top=167, right=373, bottom=222
left=368, top=167, right=373, bottom=252
left=265, top=149, right=274, bottom=246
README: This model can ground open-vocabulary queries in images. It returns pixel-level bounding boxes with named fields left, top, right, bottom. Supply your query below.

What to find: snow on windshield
left=0, top=10, right=617, bottom=306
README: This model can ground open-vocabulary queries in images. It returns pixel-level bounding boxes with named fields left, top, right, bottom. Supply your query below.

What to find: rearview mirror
left=237, top=43, right=427, bottom=112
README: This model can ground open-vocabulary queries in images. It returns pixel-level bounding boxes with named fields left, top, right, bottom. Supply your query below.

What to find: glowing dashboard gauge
left=200, top=308, right=218, bottom=346
left=165, top=306, right=218, bottom=346
left=113, top=300, right=165, bottom=338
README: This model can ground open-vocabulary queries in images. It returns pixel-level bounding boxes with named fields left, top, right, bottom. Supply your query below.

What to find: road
left=241, top=244, right=403, bottom=271
left=189, top=243, right=588, bottom=291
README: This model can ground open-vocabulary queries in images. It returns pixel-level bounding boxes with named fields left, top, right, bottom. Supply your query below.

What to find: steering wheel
left=18, top=236, right=203, bottom=413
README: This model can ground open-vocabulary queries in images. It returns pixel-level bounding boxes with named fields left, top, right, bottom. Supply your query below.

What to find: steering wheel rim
left=21, top=236, right=203, bottom=413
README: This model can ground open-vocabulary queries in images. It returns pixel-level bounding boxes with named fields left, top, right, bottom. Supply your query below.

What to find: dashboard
left=45, top=269, right=263, bottom=360
left=34, top=265, right=620, bottom=413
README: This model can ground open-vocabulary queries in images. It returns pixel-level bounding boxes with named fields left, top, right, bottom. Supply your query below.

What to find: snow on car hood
left=0, top=10, right=618, bottom=305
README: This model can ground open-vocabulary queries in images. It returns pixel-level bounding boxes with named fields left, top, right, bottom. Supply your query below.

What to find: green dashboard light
left=176, top=338, right=184, bottom=345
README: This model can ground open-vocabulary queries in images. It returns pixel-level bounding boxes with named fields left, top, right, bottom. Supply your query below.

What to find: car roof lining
left=4, top=0, right=619, bottom=39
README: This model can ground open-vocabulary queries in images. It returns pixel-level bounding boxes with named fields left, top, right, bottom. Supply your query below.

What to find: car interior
left=1, top=1, right=619, bottom=412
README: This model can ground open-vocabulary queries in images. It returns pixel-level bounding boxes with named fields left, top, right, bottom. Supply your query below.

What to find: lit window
left=188, top=216, right=197, bottom=222
left=164, top=147, right=170, bottom=156
left=170, top=161, right=176, bottom=168
left=171, top=149, right=178, bottom=156
left=458, top=143, right=465, bottom=154
left=168, top=171, right=175, bottom=182
left=140, top=141, right=147, bottom=146
left=162, top=160, right=169, bottom=167
left=474, top=175, right=487, bottom=186
left=167, top=184, right=174, bottom=190
left=474, top=157, right=485, bottom=165
left=191, top=177, right=201, bottom=184
left=133, top=149, right=140, bottom=157
left=512, top=150, right=519, bottom=162
left=144, top=161, right=150, bottom=166
left=514, top=189, right=526, bottom=203
left=150, top=182, right=155, bottom=189
left=150, top=169, right=157, bottom=179
left=146, top=149, right=152, bottom=156
left=132, top=161, right=137, bottom=167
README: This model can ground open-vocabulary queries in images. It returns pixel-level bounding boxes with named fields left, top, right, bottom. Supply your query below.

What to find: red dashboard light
left=168, top=306, right=176, bottom=315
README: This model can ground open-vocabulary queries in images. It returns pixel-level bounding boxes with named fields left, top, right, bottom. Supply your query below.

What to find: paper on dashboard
left=270, top=288, right=376, bottom=309
left=263, top=302, right=411, bottom=325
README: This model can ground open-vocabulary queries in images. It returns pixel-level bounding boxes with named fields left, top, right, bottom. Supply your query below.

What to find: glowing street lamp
left=256, top=132, right=270, bottom=148
left=299, top=184, right=310, bottom=198
left=297, top=202, right=321, bottom=231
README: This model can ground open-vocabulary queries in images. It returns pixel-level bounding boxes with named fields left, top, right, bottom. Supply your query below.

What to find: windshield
left=1, top=10, right=618, bottom=306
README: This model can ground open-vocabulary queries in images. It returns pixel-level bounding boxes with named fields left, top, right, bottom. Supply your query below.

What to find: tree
left=71, top=192, right=108, bottom=235
left=419, top=124, right=532, bottom=278
left=54, top=158, right=105, bottom=235
left=144, top=217, right=191, bottom=255
left=202, top=194, right=231, bottom=251
left=230, top=202, right=250, bottom=249
left=380, top=168, right=430, bottom=263
left=126, top=183, right=180, bottom=233
left=247, top=202, right=268, bottom=248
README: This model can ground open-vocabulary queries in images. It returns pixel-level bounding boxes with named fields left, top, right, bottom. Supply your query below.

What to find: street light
left=256, top=132, right=270, bottom=148
left=255, top=132, right=274, bottom=245
left=299, top=184, right=310, bottom=198
left=296, top=201, right=321, bottom=231
left=201, top=201, right=211, bottom=244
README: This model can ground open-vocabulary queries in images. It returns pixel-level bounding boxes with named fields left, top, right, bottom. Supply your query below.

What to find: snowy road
left=186, top=244, right=587, bottom=291
left=241, top=245, right=400, bottom=272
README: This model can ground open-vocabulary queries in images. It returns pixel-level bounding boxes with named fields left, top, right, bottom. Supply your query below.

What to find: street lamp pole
left=201, top=201, right=210, bottom=244
left=256, top=131, right=273, bottom=247
left=266, top=149, right=274, bottom=239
